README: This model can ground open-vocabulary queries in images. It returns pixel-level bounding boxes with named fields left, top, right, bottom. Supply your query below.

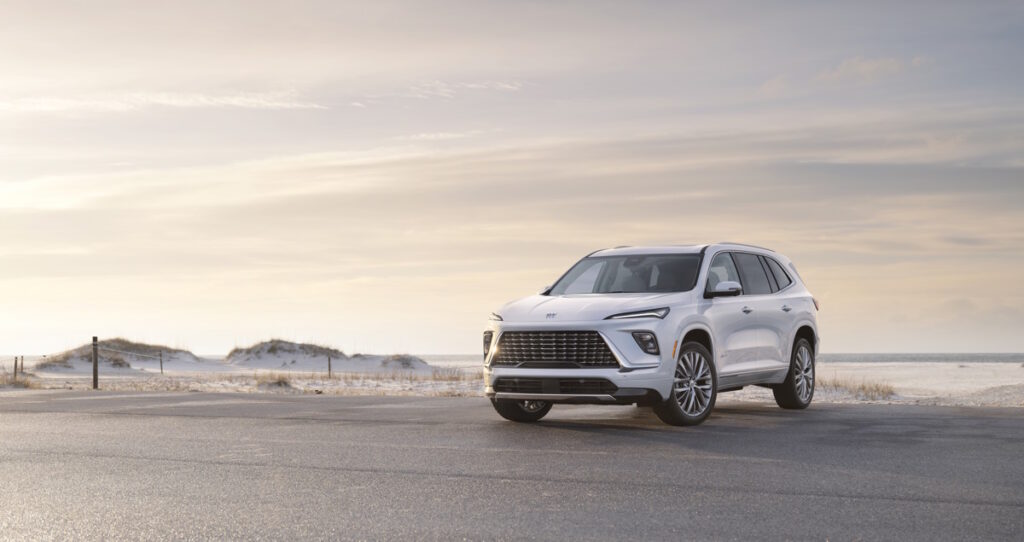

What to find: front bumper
left=490, top=390, right=663, bottom=405
left=484, top=367, right=671, bottom=404
left=483, top=319, right=678, bottom=403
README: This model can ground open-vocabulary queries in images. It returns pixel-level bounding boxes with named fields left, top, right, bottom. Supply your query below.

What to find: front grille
left=494, top=378, right=618, bottom=395
left=491, top=331, right=619, bottom=368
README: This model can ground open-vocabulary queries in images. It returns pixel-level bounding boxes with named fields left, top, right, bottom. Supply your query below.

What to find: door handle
left=781, top=305, right=792, bottom=312
left=742, top=306, right=753, bottom=314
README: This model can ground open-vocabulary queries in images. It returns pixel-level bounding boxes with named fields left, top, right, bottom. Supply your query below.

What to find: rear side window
left=733, top=253, right=772, bottom=295
left=766, top=258, right=793, bottom=290
left=759, top=256, right=779, bottom=292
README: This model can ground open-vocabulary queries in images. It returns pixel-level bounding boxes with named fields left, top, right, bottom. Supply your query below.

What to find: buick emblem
left=546, top=313, right=557, bottom=319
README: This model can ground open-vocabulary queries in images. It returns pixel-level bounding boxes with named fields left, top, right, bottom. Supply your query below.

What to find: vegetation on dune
left=227, top=339, right=347, bottom=361
left=39, top=338, right=198, bottom=369
left=255, top=372, right=293, bottom=389
left=818, top=376, right=896, bottom=400
left=0, top=370, right=39, bottom=389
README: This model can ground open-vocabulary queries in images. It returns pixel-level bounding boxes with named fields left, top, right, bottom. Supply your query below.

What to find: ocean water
left=819, top=353, right=1024, bottom=364
left=421, top=353, right=1024, bottom=370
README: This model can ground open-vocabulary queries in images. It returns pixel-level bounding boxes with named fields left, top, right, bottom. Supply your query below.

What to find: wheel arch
left=677, top=324, right=716, bottom=368
left=791, top=323, right=818, bottom=356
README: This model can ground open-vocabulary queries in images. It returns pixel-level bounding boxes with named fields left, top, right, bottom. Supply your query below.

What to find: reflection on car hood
left=498, top=292, right=690, bottom=322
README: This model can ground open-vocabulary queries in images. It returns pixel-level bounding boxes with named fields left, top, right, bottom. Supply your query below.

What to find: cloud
left=404, top=80, right=523, bottom=99
left=816, top=56, right=906, bottom=83
left=396, top=130, right=487, bottom=141
left=0, top=90, right=326, bottom=114
left=3, top=112, right=1024, bottom=354
left=758, top=75, right=791, bottom=98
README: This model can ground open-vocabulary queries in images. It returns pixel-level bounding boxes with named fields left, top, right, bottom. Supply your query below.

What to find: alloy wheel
left=674, top=350, right=713, bottom=416
left=795, top=345, right=814, bottom=403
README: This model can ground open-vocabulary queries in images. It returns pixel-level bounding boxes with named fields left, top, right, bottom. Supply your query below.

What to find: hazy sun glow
left=2, top=1, right=1023, bottom=355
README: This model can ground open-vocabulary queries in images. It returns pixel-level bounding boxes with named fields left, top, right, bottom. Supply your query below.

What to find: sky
left=2, top=1, right=1023, bottom=355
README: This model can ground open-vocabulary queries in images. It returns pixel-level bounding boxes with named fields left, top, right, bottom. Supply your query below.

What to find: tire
left=773, top=338, right=815, bottom=409
left=491, top=398, right=552, bottom=422
left=653, top=342, right=717, bottom=426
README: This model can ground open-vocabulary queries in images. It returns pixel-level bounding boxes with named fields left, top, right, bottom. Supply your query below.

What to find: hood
left=497, top=292, right=690, bottom=323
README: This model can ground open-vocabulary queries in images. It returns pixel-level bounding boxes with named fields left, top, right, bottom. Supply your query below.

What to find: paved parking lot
left=1, top=391, right=1022, bottom=540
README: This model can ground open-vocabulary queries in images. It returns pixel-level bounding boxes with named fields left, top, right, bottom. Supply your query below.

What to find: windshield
left=548, top=254, right=701, bottom=295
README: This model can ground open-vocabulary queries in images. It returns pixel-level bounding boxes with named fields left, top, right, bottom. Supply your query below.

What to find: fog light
left=632, top=332, right=660, bottom=355
left=483, top=331, right=494, bottom=360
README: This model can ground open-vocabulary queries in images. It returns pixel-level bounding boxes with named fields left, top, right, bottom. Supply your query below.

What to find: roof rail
left=716, top=241, right=775, bottom=252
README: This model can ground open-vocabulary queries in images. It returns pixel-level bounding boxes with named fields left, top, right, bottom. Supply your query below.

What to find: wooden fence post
left=160, top=351, right=164, bottom=375
left=328, top=356, right=332, bottom=378
left=92, top=336, right=99, bottom=390
left=12, top=356, right=17, bottom=379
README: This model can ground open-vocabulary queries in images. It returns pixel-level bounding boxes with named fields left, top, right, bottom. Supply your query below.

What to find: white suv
left=484, top=243, right=819, bottom=426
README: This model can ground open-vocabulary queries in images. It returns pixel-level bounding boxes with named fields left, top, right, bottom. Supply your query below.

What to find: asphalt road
left=1, top=390, right=1022, bottom=541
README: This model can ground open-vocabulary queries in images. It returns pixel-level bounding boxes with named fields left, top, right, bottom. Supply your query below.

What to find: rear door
left=702, top=251, right=760, bottom=374
left=761, top=256, right=799, bottom=364
left=729, top=252, right=787, bottom=374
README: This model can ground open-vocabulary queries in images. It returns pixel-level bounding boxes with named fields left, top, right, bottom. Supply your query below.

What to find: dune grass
left=0, top=370, right=39, bottom=389
left=255, top=372, right=292, bottom=387
left=818, top=375, right=896, bottom=400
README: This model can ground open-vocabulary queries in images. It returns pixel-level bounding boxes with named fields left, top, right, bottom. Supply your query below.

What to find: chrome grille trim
left=490, top=331, right=619, bottom=368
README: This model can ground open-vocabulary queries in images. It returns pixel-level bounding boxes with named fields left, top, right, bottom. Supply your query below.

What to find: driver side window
left=706, top=252, right=741, bottom=293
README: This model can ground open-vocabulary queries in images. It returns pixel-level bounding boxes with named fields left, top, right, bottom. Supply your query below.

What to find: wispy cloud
left=0, top=90, right=326, bottom=114
left=404, top=80, right=523, bottom=99
left=395, top=130, right=488, bottom=141
left=758, top=75, right=791, bottom=98
left=816, top=56, right=912, bottom=84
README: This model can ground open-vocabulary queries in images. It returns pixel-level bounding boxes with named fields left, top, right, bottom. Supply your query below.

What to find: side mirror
left=706, top=280, right=742, bottom=298
left=540, top=285, right=551, bottom=295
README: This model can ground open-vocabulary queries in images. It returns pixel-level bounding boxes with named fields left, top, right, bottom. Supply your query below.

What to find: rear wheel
left=653, top=342, right=717, bottom=426
left=773, top=338, right=815, bottom=409
left=491, top=398, right=552, bottom=422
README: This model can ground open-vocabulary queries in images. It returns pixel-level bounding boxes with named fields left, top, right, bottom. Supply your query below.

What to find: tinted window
left=766, top=258, right=793, bottom=290
left=558, top=260, right=606, bottom=294
left=706, top=252, right=740, bottom=292
left=549, top=254, right=701, bottom=295
left=759, top=256, right=779, bottom=292
left=733, top=253, right=772, bottom=295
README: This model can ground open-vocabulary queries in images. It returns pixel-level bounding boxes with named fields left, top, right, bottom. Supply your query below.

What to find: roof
left=588, top=242, right=774, bottom=257
left=589, top=244, right=706, bottom=257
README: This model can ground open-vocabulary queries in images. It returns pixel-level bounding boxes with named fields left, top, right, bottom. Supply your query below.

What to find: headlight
left=488, top=312, right=503, bottom=321
left=483, top=331, right=494, bottom=360
left=605, top=307, right=670, bottom=320
left=632, top=332, right=660, bottom=355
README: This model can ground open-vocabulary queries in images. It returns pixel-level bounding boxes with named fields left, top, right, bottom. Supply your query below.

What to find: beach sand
left=722, top=361, right=1024, bottom=407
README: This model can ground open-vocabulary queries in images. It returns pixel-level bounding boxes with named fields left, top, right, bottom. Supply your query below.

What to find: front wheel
left=491, top=398, right=552, bottom=422
left=653, top=342, right=717, bottom=426
left=773, top=338, right=815, bottom=409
